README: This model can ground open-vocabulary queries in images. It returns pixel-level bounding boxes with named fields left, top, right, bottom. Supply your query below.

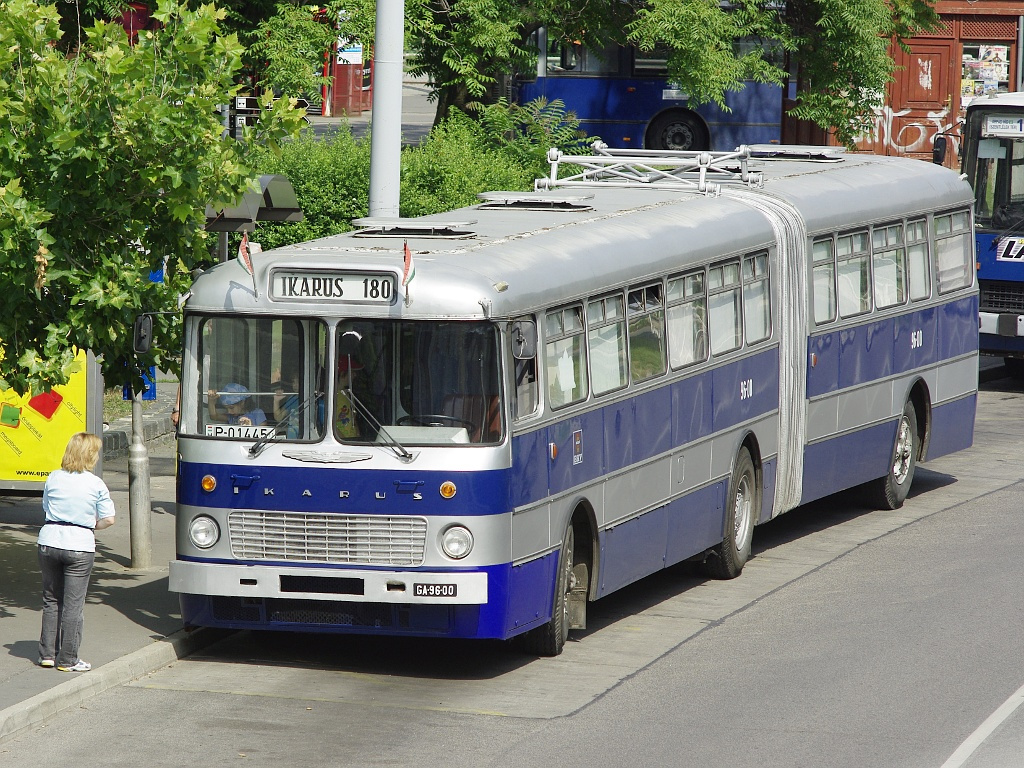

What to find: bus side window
left=811, top=239, right=837, bottom=325
left=743, top=251, right=771, bottom=343
left=872, top=224, right=907, bottom=309
left=588, top=293, right=628, bottom=394
left=907, top=219, right=931, bottom=301
left=667, top=270, right=708, bottom=368
left=837, top=231, right=871, bottom=318
left=708, top=260, right=742, bottom=355
left=627, top=283, right=667, bottom=381
left=935, top=210, right=974, bottom=293
left=545, top=306, right=588, bottom=409
left=514, top=358, right=537, bottom=419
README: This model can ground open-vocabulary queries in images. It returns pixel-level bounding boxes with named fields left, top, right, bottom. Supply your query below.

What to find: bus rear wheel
left=870, top=400, right=919, bottom=510
left=646, top=111, right=709, bottom=152
left=516, top=525, right=575, bottom=656
left=703, top=447, right=757, bottom=579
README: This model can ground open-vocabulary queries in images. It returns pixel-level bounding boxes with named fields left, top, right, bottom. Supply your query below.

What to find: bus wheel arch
left=703, top=437, right=761, bottom=580
left=516, top=504, right=595, bottom=656
left=645, top=109, right=710, bottom=152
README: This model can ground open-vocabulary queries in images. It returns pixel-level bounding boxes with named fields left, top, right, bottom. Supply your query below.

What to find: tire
left=646, top=111, right=709, bottom=152
left=870, top=399, right=919, bottom=510
left=1005, top=357, right=1024, bottom=380
left=703, top=447, right=757, bottom=579
left=516, top=525, right=574, bottom=656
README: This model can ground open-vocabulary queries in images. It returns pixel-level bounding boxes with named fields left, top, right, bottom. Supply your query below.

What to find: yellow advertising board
left=0, top=350, right=91, bottom=487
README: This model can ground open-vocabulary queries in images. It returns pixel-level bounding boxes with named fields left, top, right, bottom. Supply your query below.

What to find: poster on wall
left=0, top=349, right=89, bottom=486
left=962, top=43, right=1010, bottom=111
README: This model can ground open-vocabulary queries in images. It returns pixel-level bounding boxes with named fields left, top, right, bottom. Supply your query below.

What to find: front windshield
left=186, top=316, right=328, bottom=442
left=334, top=320, right=502, bottom=445
left=185, top=316, right=503, bottom=446
left=964, top=112, right=1024, bottom=232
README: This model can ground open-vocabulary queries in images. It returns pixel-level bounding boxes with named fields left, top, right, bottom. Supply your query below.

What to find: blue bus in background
left=956, top=92, right=1024, bottom=376
left=514, top=28, right=785, bottom=151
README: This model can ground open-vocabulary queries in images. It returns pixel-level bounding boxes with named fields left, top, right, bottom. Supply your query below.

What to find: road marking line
left=941, top=680, right=1024, bottom=767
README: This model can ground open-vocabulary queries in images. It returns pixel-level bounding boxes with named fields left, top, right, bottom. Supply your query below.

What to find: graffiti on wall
left=854, top=104, right=961, bottom=157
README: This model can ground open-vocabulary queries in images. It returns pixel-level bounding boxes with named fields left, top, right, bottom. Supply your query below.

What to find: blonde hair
left=61, top=432, right=102, bottom=473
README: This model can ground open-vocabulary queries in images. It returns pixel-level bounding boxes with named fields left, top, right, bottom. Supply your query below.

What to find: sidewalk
left=0, top=385, right=221, bottom=745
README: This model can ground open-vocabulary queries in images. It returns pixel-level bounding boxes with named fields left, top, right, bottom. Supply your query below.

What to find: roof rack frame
left=535, top=141, right=765, bottom=195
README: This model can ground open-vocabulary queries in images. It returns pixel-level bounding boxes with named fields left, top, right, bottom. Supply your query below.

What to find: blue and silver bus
left=955, top=92, right=1024, bottom=376
left=514, top=28, right=784, bottom=151
left=169, top=145, right=978, bottom=655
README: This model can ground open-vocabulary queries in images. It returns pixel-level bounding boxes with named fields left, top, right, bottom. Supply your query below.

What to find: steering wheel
left=397, top=414, right=475, bottom=430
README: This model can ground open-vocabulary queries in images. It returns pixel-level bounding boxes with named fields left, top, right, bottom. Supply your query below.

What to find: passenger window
left=812, top=239, right=837, bottom=324
left=544, top=305, right=588, bottom=408
left=588, top=294, right=628, bottom=395
left=906, top=219, right=931, bottom=301
left=743, top=252, right=771, bottom=344
left=708, top=260, right=742, bottom=355
left=667, top=270, right=708, bottom=368
left=872, top=224, right=907, bottom=309
left=935, top=210, right=974, bottom=293
left=627, top=283, right=667, bottom=382
left=837, top=231, right=871, bottom=318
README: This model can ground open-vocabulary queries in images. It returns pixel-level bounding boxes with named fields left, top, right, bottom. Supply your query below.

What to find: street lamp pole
left=367, top=0, right=405, bottom=217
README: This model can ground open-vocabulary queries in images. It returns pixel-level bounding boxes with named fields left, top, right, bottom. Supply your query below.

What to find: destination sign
left=985, top=115, right=1024, bottom=138
left=270, top=272, right=397, bottom=305
left=270, top=270, right=396, bottom=304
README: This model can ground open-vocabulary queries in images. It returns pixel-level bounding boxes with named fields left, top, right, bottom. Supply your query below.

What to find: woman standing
left=37, top=432, right=116, bottom=672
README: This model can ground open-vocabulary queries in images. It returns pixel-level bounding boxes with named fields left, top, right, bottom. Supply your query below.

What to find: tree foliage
left=393, top=0, right=938, bottom=147
left=0, top=0, right=304, bottom=395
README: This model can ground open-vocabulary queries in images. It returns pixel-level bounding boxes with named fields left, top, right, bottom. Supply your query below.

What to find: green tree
left=393, top=0, right=938, bottom=147
left=0, top=0, right=305, bottom=396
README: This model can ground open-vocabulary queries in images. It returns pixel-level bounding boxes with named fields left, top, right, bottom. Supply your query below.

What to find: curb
left=0, top=627, right=229, bottom=746
left=102, top=411, right=176, bottom=461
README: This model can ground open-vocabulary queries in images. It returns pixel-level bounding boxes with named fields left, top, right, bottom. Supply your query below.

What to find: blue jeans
left=38, top=545, right=95, bottom=667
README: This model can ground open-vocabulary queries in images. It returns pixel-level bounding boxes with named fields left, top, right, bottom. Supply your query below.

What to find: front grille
left=980, top=280, right=1024, bottom=314
left=228, top=511, right=427, bottom=566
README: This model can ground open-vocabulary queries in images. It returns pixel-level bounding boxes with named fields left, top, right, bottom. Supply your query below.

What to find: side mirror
left=932, top=135, right=948, bottom=165
left=510, top=319, right=537, bottom=359
left=133, top=314, right=153, bottom=354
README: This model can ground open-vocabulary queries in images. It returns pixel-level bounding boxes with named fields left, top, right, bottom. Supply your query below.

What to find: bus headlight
left=440, top=525, right=473, bottom=559
left=189, top=516, right=220, bottom=549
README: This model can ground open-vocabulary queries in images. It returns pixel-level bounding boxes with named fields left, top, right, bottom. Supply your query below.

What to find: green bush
left=244, top=104, right=588, bottom=250
left=400, top=112, right=535, bottom=217
left=245, top=128, right=371, bottom=250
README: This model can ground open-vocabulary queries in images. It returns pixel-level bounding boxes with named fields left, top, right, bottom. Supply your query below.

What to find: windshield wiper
left=344, top=387, right=416, bottom=462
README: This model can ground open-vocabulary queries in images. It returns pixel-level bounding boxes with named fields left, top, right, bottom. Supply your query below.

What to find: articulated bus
left=514, top=27, right=784, bottom=152
left=954, top=92, right=1024, bottom=375
left=169, top=145, right=978, bottom=655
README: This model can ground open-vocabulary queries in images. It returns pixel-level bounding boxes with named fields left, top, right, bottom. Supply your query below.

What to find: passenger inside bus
left=207, top=383, right=267, bottom=427
left=335, top=356, right=365, bottom=439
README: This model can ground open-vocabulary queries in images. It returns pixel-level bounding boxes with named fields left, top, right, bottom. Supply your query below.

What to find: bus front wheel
left=704, top=447, right=757, bottom=579
left=871, top=400, right=919, bottom=510
left=646, top=111, right=709, bottom=152
left=516, top=525, right=576, bottom=656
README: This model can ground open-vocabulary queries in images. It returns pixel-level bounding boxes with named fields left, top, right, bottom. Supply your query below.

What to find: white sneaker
left=56, top=660, right=91, bottom=672
left=37, top=657, right=54, bottom=668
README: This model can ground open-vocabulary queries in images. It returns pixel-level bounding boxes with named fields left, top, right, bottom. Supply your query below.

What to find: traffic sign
left=235, top=96, right=260, bottom=112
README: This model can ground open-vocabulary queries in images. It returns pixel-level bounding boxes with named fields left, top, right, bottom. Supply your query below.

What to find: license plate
left=414, top=583, right=457, bottom=597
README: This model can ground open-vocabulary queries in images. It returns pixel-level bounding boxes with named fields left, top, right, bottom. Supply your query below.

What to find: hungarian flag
left=238, top=231, right=254, bottom=276
left=238, top=231, right=258, bottom=297
left=402, top=240, right=416, bottom=287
